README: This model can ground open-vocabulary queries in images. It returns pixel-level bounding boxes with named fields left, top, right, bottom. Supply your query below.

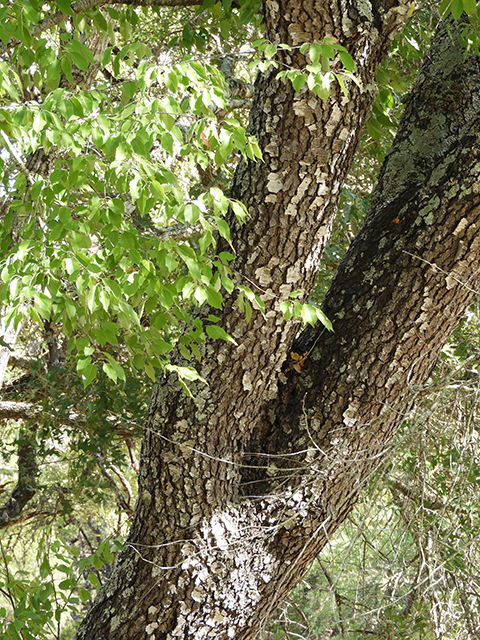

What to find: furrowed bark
left=235, top=21, right=480, bottom=625
left=76, top=2, right=414, bottom=639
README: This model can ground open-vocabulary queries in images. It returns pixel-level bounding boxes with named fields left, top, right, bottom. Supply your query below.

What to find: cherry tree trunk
left=76, top=6, right=480, bottom=640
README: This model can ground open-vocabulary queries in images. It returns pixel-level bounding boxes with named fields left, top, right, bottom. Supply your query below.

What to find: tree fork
left=76, top=5, right=480, bottom=640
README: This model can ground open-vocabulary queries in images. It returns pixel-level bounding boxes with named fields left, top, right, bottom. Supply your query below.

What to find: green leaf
left=339, top=50, right=355, bottom=72
left=463, top=0, right=477, bottom=16
left=264, top=43, right=277, bottom=59
left=179, top=343, right=191, bottom=360
left=309, top=43, right=322, bottom=64
left=451, top=0, right=464, bottom=19
left=103, top=362, right=118, bottom=382
left=57, top=0, right=74, bottom=15
left=167, top=364, right=207, bottom=384
left=206, top=286, right=223, bottom=309
left=315, top=308, right=333, bottom=332
left=69, top=51, right=89, bottom=71
left=216, top=219, right=230, bottom=242
left=280, top=300, right=292, bottom=320
left=81, top=363, right=98, bottom=387
left=439, top=0, right=453, bottom=16
left=301, top=303, right=317, bottom=326
left=245, top=299, right=252, bottom=323
left=88, top=572, right=101, bottom=589
left=78, top=587, right=92, bottom=603
left=33, top=292, right=52, bottom=320
left=205, top=324, right=237, bottom=344
left=292, top=72, right=306, bottom=92
left=220, top=19, right=230, bottom=40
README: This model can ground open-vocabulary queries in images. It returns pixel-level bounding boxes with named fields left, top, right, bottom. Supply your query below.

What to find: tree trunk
left=76, top=7, right=480, bottom=640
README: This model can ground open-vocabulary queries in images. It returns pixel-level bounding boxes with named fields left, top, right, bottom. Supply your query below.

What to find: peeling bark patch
left=267, top=172, right=283, bottom=193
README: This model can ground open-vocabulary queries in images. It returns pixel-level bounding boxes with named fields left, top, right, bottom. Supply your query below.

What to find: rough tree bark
left=77, top=5, right=480, bottom=640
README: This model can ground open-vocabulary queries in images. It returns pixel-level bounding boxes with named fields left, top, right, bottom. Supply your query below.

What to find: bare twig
left=95, top=454, right=133, bottom=512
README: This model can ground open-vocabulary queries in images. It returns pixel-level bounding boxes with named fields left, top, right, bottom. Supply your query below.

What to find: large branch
left=0, top=400, right=138, bottom=438
left=231, top=15, right=480, bottom=621
left=0, top=400, right=87, bottom=425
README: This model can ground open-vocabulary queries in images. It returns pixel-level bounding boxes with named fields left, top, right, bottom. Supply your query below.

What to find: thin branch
left=110, top=463, right=134, bottom=506
left=125, top=200, right=203, bottom=242
left=218, top=55, right=255, bottom=99
left=318, top=558, right=346, bottom=637
left=0, top=310, right=22, bottom=390
left=0, top=401, right=46, bottom=422
left=125, top=438, right=139, bottom=474
left=95, top=454, right=133, bottom=513
left=0, top=0, right=203, bottom=56
left=388, top=479, right=445, bottom=511
left=0, top=131, right=34, bottom=187
left=8, top=353, right=40, bottom=370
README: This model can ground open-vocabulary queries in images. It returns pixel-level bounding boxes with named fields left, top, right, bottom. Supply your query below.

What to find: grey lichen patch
left=264, top=141, right=279, bottom=156
left=356, top=0, right=373, bottom=20
left=145, top=622, right=159, bottom=635
left=362, top=265, right=378, bottom=284
left=293, top=99, right=314, bottom=120
left=110, top=615, right=122, bottom=633
left=286, top=263, right=302, bottom=284
left=142, top=490, right=152, bottom=507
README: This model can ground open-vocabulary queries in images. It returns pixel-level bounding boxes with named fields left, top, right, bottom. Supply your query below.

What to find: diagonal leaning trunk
left=75, top=6, right=480, bottom=640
